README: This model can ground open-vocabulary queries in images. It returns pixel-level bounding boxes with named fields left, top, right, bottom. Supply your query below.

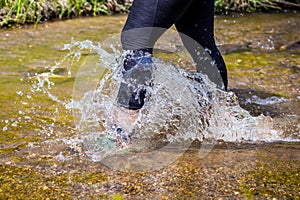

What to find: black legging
left=121, top=0, right=228, bottom=90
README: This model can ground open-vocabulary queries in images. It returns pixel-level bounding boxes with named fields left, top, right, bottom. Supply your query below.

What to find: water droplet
left=3, top=125, right=8, bottom=131
left=16, top=91, right=23, bottom=96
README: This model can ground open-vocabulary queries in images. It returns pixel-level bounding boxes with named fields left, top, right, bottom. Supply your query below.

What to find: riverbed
left=0, top=12, right=299, bottom=199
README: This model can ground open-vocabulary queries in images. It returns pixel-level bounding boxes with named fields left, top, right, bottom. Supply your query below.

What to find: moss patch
left=0, top=164, right=109, bottom=199
left=238, top=153, right=300, bottom=199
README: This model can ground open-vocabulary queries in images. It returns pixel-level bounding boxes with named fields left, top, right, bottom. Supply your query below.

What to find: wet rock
left=286, top=40, right=300, bottom=50
left=219, top=43, right=251, bottom=54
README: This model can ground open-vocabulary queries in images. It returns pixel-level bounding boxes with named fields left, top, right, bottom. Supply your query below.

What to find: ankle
left=123, top=49, right=153, bottom=71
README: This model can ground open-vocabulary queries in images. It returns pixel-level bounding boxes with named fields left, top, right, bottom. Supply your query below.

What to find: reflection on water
left=0, top=12, right=299, bottom=198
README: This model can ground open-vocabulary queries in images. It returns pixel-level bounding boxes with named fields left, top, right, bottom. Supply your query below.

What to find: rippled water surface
left=0, top=12, right=299, bottom=199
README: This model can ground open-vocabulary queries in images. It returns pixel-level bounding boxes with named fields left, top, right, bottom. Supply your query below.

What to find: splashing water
left=70, top=41, right=285, bottom=156
left=246, top=95, right=291, bottom=105
left=20, top=39, right=296, bottom=164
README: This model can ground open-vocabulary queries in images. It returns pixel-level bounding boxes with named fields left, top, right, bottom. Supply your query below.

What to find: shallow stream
left=0, top=12, right=299, bottom=199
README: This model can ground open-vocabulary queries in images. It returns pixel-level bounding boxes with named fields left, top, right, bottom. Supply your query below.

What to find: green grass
left=215, top=0, right=300, bottom=13
left=0, top=0, right=129, bottom=27
left=0, top=0, right=299, bottom=27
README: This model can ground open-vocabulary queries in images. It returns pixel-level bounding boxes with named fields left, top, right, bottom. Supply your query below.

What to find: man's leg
left=118, top=0, right=194, bottom=110
left=175, top=0, right=228, bottom=90
left=121, top=0, right=194, bottom=51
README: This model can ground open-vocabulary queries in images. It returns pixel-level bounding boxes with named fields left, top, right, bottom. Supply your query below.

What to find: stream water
left=0, top=12, right=299, bottom=199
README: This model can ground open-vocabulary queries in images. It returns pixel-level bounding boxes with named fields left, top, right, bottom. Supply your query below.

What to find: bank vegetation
left=0, top=0, right=299, bottom=27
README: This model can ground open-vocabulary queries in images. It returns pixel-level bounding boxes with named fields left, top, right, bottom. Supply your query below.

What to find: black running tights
left=121, top=0, right=228, bottom=90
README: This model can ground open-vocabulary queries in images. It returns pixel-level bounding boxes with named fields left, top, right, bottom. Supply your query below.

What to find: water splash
left=60, top=41, right=289, bottom=155
left=246, top=95, right=291, bottom=105
left=13, top=39, right=298, bottom=165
